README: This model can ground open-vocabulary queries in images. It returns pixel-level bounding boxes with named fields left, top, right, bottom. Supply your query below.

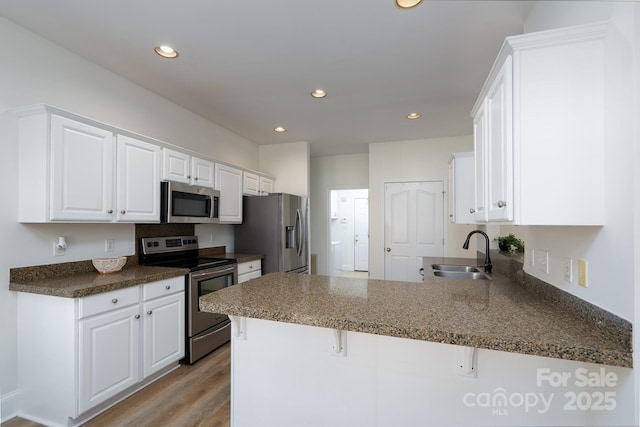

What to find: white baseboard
left=1, top=389, right=20, bottom=423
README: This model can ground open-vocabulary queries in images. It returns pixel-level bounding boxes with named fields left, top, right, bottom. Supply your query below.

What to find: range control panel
left=140, top=235, right=199, bottom=255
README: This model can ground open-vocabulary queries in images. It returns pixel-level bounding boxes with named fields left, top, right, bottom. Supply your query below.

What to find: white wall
left=0, top=17, right=260, bottom=421
left=310, top=154, right=369, bottom=275
left=517, top=2, right=639, bottom=424
left=259, top=142, right=310, bottom=197
left=368, top=136, right=476, bottom=280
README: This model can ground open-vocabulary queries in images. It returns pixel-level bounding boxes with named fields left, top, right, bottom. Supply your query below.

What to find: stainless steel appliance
left=160, top=181, right=220, bottom=223
left=235, top=193, right=309, bottom=274
left=139, top=236, right=237, bottom=364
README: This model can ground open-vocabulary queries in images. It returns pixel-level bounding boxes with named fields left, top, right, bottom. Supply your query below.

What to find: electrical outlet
left=53, top=242, right=65, bottom=256
left=536, top=250, right=549, bottom=274
left=564, top=258, right=573, bottom=283
left=105, top=239, right=114, bottom=252
left=578, top=259, right=588, bottom=287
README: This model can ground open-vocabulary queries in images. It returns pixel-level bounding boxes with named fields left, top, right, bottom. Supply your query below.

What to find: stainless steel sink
left=431, top=264, right=480, bottom=272
left=433, top=270, right=491, bottom=280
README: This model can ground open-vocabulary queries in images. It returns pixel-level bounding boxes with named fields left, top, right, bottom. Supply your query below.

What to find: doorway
left=329, top=189, right=369, bottom=278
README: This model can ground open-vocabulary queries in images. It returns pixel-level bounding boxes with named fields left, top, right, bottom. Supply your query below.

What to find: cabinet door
left=449, top=153, right=475, bottom=224
left=162, top=148, right=191, bottom=184
left=143, top=293, right=185, bottom=378
left=472, top=101, right=488, bottom=222
left=259, top=176, right=274, bottom=195
left=78, top=305, right=141, bottom=413
left=116, top=135, right=161, bottom=222
left=215, top=163, right=243, bottom=223
left=486, top=56, right=513, bottom=221
left=192, top=157, right=215, bottom=188
left=243, top=171, right=260, bottom=196
left=50, top=115, right=114, bottom=221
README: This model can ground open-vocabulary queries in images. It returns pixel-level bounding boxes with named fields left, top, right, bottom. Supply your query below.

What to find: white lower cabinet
left=17, top=277, right=185, bottom=427
left=238, top=259, right=262, bottom=283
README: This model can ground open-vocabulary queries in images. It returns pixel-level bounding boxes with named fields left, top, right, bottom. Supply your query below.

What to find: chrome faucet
left=463, top=230, right=492, bottom=274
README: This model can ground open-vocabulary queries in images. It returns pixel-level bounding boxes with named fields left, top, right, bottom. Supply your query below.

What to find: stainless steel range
left=139, top=236, right=237, bottom=364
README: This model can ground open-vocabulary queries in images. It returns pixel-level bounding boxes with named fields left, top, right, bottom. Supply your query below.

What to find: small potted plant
left=494, top=234, right=525, bottom=254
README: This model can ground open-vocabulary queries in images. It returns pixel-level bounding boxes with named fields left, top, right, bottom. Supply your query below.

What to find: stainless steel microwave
left=160, top=181, right=220, bottom=223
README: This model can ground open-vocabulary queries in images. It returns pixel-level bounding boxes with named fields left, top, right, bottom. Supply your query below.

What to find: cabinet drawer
left=143, top=277, right=185, bottom=301
left=238, top=269, right=262, bottom=284
left=238, top=260, right=261, bottom=276
left=79, top=286, right=140, bottom=319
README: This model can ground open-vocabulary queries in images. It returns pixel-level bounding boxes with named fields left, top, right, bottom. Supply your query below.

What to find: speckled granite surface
left=200, top=253, right=632, bottom=368
left=10, top=258, right=189, bottom=298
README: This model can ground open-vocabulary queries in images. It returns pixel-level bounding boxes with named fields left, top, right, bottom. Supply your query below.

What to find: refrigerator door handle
left=296, top=209, right=304, bottom=257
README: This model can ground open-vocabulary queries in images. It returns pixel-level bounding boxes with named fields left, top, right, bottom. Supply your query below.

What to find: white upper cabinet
left=448, top=152, right=475, bottom=225
left=191, top=157, right=215, bottom=187
left=116, top=135, right=161, bottom=222
left=243, top=171, right=274, bottom=196
left=17, top=106, right=161, bottom=223
left=162, top=148, right=215, bottom=188
left=50, top=115, right=115, bottom=221
left=162, top=148, right=191, bottom=184
left=471, top=22, right=608, bottom=225
left=215, top=163, right=243, bottom=223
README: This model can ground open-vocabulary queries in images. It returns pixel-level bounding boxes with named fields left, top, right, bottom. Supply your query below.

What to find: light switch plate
left=578, top=259, right=588, bottom=287
left=536, top=250, right=549, bottom=274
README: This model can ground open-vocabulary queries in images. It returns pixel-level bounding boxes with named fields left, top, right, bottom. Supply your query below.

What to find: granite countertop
left=224, top=253, right=264, bottom=263
left=200, top=255, right=632, bottom=368
left=10, top=262, right=189, bottom=298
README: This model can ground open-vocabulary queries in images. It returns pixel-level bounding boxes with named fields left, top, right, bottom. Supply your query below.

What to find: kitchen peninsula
left=200, top=254, right=634, bottom=427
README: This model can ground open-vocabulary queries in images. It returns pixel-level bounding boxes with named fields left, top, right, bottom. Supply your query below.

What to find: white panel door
left=384, top=182, right=444, bottom=282
left=191, top=157, right=215, bottom=188
left=215, top=163, right=243, bottom=223
left=50, top=115, right=114, bottom=221
left=162, top=148, right=191, bottom=184
left=78, top=305, right=140, bottom=413
left=143, top=293, right=184, bottom=378
left=354, top=197, right=369, bottom=272
left=116, top=135, right=161, bottom=222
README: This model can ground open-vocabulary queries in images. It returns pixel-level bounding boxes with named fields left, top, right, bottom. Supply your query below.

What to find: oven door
left=188, top=264, right=237, bottom=337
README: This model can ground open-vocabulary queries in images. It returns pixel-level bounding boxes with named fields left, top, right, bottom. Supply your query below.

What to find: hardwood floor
left=2, top=343, right=230, bottom=427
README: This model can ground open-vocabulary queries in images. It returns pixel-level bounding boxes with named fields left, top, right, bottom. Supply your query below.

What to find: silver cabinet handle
left=120, top=210, right=126, bottom=214
left=497, top=200, right=507, bottom=208
left=194, top=177, right=198, bottom=181
left=449, top=214, right=453, bottom=218
left=147, top=310, right=153, bottom=315
left=135, top=314, right=140, bottom=319
left=107, top=209, right=113, bottom=214
left=112, top=298, right=118, bottom=304
left=187, top=175, right=191, bottom=179
left=470, top=208, right=476, bottom=214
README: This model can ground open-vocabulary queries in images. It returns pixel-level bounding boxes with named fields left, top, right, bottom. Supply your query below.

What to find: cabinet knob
left=386, top=248, right=391, bottom=252
left=470, top=208, right=476, bottom=214
left=107, top=209, right=113, bottom=214
left=147, top=310, right=153, bottom=315
left=497, top=200, right=507, bottom=208
left=194, top=177, right=198, bottom=181
left=449, top=214, right=453, bottom=218
left=112, top=298, right=118, bottom=304
left=187, top=175, right=191, bottom=179
left=165, top=285, right=171, bottom=290
left=120, top=210, right=126, bottom=214
left=135, top=314, right=140, bottom=319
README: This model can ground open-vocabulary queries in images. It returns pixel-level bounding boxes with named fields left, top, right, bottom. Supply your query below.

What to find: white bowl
left=92, top=257, right=127, bottom=274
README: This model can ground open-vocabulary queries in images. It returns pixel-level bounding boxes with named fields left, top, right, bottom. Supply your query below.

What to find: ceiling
left=0, top=0, right=534, bottom=157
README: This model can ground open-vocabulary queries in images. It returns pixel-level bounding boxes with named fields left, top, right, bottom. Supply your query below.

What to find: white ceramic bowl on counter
left=92, top=257, right=127, bottom=274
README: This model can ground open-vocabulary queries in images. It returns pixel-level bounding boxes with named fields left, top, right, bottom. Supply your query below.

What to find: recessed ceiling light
left=154, top=45, right=179, bottom=59
left=274, top=126, right=286, bottom=133
left=396, top=0, right=422, bottom=8
left=311, top=89, right=327, bottom=99
left=407, top=113, right=422, bottom=120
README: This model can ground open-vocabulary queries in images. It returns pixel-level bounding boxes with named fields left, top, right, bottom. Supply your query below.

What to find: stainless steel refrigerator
left=234, top=193, right=309, bottom=274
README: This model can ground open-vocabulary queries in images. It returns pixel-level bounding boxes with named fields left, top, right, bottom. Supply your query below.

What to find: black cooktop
left=139, top=236, right=236, bottom=272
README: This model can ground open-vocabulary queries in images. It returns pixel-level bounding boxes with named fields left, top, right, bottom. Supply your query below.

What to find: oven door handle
left=190, top=265, right=237, bottom=280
